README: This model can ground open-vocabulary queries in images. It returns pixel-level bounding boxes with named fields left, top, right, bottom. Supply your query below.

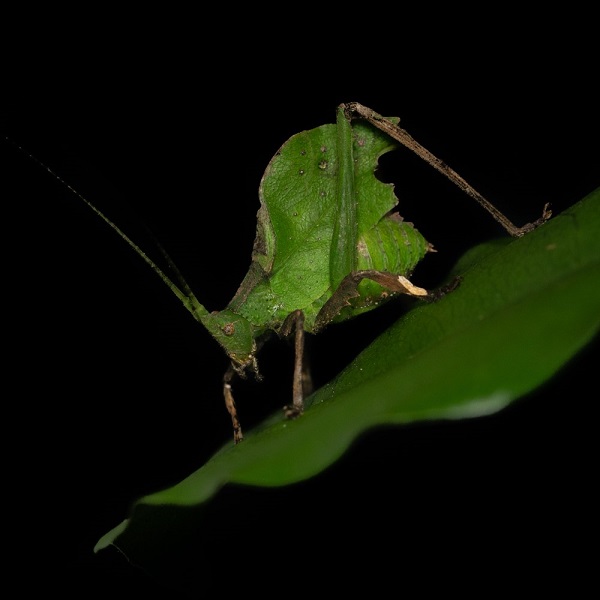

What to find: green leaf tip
left=94, top=519, right=130, bottom=553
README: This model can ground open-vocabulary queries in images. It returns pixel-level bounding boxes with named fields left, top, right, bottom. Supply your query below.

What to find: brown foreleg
left=223, top=363, right=243, bottom=444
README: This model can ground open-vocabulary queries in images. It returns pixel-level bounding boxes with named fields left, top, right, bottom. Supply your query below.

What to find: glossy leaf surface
left=96, top=187, right=600, bottom=553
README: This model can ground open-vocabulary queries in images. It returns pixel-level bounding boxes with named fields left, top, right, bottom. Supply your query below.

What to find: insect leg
left=223, top=364, right=244, bottom=444
left=281, top=310, right=309, bottom=419
left=342, top=102, right=552, bottom=237
left=315, top=270, right=428, bottom=332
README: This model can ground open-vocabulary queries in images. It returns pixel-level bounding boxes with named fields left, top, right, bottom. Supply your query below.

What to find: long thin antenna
left=6, top=135, right=210, bottom=320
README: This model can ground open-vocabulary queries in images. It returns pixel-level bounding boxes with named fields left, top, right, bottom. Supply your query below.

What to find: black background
left=3, top=16, right=598, bottom=596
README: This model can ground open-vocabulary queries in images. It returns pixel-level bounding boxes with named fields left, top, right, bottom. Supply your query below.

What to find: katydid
left=13, top=102, right=551, bottom=444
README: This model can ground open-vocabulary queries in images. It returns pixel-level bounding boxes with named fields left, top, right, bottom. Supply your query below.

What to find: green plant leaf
left=96, top=187, right=600, bottom=553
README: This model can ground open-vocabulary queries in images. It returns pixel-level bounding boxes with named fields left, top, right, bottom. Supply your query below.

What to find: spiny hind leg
left=342, top=102, right=552, bottom=237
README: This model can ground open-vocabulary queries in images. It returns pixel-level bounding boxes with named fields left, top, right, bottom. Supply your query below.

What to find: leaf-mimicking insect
left=8, top=103, right=551, bottom=444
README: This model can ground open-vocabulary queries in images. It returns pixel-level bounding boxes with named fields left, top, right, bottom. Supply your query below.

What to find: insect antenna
left=6, top=135, right=210, bottom=320
left=136, top=219, right=199, bottom=303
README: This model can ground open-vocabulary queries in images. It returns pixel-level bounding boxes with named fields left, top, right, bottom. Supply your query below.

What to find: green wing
left=227, top=110, right=430, bottom=333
